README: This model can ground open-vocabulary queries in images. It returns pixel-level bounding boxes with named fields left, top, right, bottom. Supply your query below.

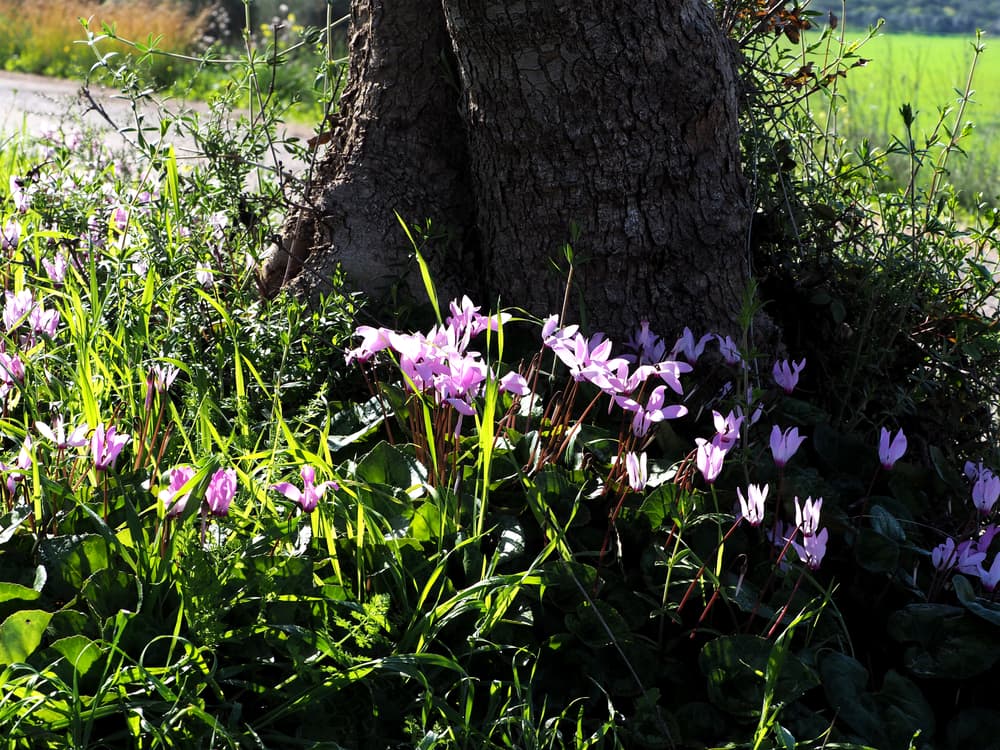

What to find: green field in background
left=813, top=30, right=999, bottom=200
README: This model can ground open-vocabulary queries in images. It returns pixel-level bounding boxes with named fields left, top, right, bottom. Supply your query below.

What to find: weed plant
left=0, top=2, right=999, bottom=748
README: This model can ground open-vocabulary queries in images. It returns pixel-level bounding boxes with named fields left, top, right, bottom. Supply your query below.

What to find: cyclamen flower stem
left=676, top=519, right=743, bottom=614
left=135, top=397, right=167, bottom=472
left=657, top=521, right=685, bottom=648
left=359, top=366, right=397, bottom=446
left=133, top=406, right=152, bottom=471
left=746, top=530, right=800, bottom=632
left=766, top=567, right=806, bottom=638
left=599, top=487, right=631, bottom=568
left=770, top=467, right=786, bottom=553
left=553, top=391, right=603, bottom=467
left=547, top=382, right=585, bottom=464
left=674, top=448, right=699, bottom=492
left=100, top=471, right=109, bottom=522
left=150, top=423, right=174, bottom=480
left=858, top=467, right=881, bottom=518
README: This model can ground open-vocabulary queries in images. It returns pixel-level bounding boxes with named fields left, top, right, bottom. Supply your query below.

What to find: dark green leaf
left=565, top=600, right=630, bottom=648
left=870, top=504, right=906, bottom=542
left=820, top=652, right=884, bottom=742
left=946, top=709, right=1000, bottom=750
left=854, top=528, right=900, bottom=573
left=699, top=635, right=817, bottom=718
left=953, top=574, right=1000, bottom=627
left=355, top=441, right=428, bottom=497
left=888, top=604, right=1000, bottom=678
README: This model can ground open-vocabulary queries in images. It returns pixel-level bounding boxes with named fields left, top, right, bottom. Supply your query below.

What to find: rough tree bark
left=262, top=0, right=756, bottom=341
left=259, top=0, right=476, bottom=301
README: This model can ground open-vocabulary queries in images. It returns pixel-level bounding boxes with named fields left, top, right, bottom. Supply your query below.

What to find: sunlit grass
left=808, top=30, right=1000, bottom=200
left=0, top=0, right=211, bottom=82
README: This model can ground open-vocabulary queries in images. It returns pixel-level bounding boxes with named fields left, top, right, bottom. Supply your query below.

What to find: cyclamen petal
left=932, top=537, right=957, bottom=571
left=695, top=437, right=727, bottom=484
left=878, top=427, right=907, bottom=470
left=737, top=484, right=768, bottom=526
left=979, top=552, right=1000, bottom=592
left=790, top=527, right=828, bottom=570
left=159, top=465, right=196, bottom=518
left=205, top=468, right=237, bottom=516
left=91, top=423, right=130, bottom=470
left=770, top=425, right=805, bottom=467
left=271, top=465, right=336, bottom=514
left=794, top=496, right=823, bottom=536
left=716, top=335, right=742, bottom=366
left=772, top=358, right=806, bottom=394
left=973, top=471, right=1000, bottom=514
left=625, top=451, right=648, bottom=492
left=499, top=371, right=531, bottom=396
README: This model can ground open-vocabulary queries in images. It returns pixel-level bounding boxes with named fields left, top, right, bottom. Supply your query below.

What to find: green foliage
left=737, top=7, right=1000, bottom=465
left=0, top=1, right=998, bottom=748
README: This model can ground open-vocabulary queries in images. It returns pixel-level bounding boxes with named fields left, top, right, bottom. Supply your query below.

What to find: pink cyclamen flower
left=878, top=427, right=907, bottom=470
left=145, top=364, right=180, bottom=409
left=110, top=206, right=129, bottom=232
left=3, top=290, right=34, bottom=332
left=498, top=371, right=531, bottom=397
left=271, top=465, right=337, bottom=513
left=695, top=437, right=726, bottom=484
left=770, top=425, right=806, bottom=468
left=772, top=358, right=806, bottom=394
left=345, top=325, right=394, bottom=365
left=979, top=552, right=1000, bottom=592
left=932, top=538, right=957, bottom=571
left=794, top=496, right=823, bottom=536
left=36, top=417, right=89, bottom=450
left=158, top=465, right=196, bottom=518
left=195, top=265, right=214, bottom=288
left=0, top=436, right=32, bottom=494
left=42, top=253, right=68, bottom=284
left=1, top=220, right=19, bottom=252
left=90, top=423, right=130, bottom=470
left=965, top=460, right=987, bottom=482
left=956, top=539, right=987, bottom=576
left=631, top=384, right=687, bottom=438
left=624, top=451, right=648, bottom=492
left=671, top=327, right=713, bottom=363
left=791, top=527, right=828, bottom=570
left=0, top=351, right=25, bottom=389
left=978, top=524, right=1000, bottom=554
left=737, top=483, right=768, bottom=526
left=712, top=409, right=743, bottom=452
left=29, top=303, right=59, bottom=339
left=716, top=335, right=742, bottom=366
left=205, top=468, right=237, bottom=516
left=973, top=470, right=1000, bottom=515
left=624, top=320, right=666, bottom=365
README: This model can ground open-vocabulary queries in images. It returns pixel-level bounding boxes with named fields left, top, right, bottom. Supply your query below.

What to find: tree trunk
left=259, top=0, right=477, bottom=304
left=263, top=0, right=757, bottom=342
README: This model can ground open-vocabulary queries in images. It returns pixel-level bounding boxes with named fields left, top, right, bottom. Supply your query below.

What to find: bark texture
left=264, top=0, right=756, bottom=341
left=441, top=0, right=750, bottom=337
left=260, top=0, right=476, bottom=304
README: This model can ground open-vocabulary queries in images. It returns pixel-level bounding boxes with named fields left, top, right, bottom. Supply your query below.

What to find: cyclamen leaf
left=0, top=609, right=53, bottom=665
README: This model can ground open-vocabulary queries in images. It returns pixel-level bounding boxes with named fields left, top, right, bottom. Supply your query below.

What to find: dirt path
left=0, top=70, right=315, bottom=173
